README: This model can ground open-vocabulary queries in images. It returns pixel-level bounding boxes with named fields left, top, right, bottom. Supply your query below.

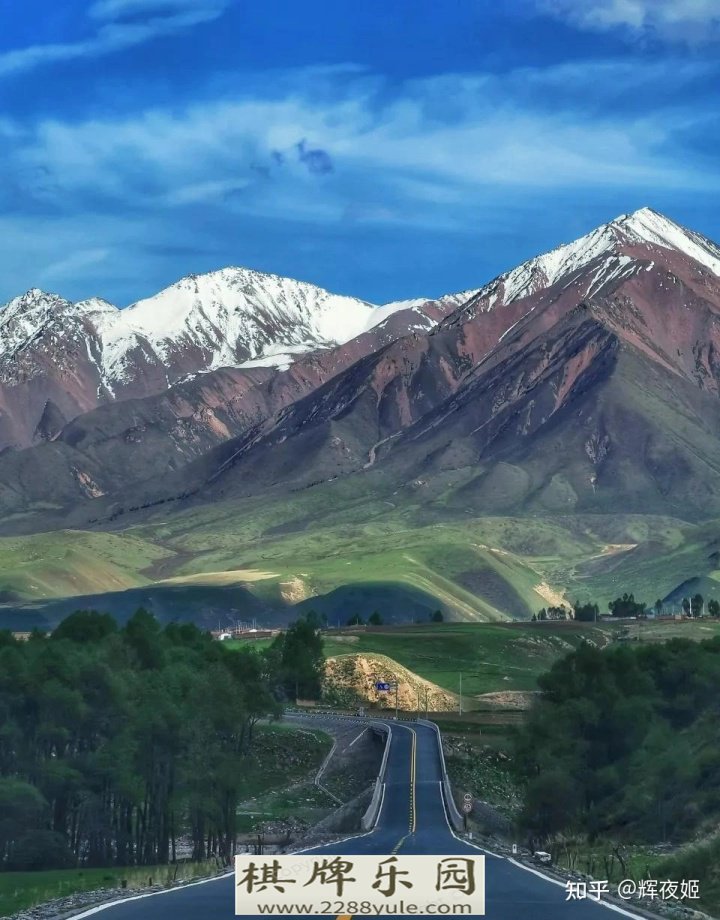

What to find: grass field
left=228, top=619, right=720, bottom=705
left=0, top=860, right=222, bottom=918
left=0, top=530, right=172, bottom=602
left=319, top=622, right=607, bottom=698
left=3, top=472, right=720, bottom=629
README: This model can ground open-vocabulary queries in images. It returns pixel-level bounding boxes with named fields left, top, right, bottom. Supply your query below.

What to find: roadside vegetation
left=513, top=636, right=720, bottom=915
left=0, top=860, right=221, bottom=918
left=0, top=609, right=325, bottom=877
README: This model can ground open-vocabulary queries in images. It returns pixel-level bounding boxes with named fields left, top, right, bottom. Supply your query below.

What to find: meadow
left=2, top=474, right=720, bottom=630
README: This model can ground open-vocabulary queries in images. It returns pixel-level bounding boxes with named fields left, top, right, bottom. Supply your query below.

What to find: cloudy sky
left=1, top=0, right=720, bottom=305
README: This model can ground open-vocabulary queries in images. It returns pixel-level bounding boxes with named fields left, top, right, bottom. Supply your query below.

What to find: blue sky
left=1, top=0, right=720, bottom=306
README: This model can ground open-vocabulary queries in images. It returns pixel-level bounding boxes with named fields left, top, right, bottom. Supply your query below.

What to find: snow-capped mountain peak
left=0, top=290, right=78, bottom=358
left=610, top=207, right=720, bottom=276
left=459, top=208, right=720, bottom=318
left=0, top=267, right=470, bottom=409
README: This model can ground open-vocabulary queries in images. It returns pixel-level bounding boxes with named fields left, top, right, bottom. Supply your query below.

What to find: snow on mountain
left=113, top=268, right=379, bottom=371
left=0, top=290, right=75, bottom=359
left=378, top=289, right=479, bottom=315
left=615, top=207, right=720, bottom=276
left=0, top=267, right=478, bottom=395
left=1, top=206, right=713, bottom=403
left=467, top=207, right=720, bottom=315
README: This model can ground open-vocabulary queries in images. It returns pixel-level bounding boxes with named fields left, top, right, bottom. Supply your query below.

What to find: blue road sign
left=375, top=681, right=390, bottom=692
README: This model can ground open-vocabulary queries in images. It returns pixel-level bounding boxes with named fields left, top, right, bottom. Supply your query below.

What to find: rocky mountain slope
left=3, top=207, right=720, bottom=530
left=175, top=209, right=720, bottom=518
left=0, top=269, right=467, bottom=450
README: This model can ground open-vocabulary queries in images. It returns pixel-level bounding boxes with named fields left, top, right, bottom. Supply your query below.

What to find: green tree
left=654, top=599, right=664, bottom=617
left=691, top=593, right=704, bottom=618
left=346, top=613, right=363, bottom=626
left=520, top=771, right=580, bottom=840
left=123, top=607, right=164, bottom=669
left=368, top=611, right=383, bottom=626
left=573, top=602, right=599, bottom=622
left=708, top=599, right=720, bottom=618
left=270, top=613, right=325, bottom=700
left=430, top=610, right=444, bottom=623
left=0, top=607, right=279, bottom=870
left=0, top=779, right=48, bottom=866
left=608, top=593, right=646, bottom=618
left=52, top=610, right=117, bottom=643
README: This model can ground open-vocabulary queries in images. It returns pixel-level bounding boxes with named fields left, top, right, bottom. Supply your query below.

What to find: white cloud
left=0, top=0, right=229, bottom=77
left=539, top=0, right=720, bottom=42
left=88, top=0, right=223, bottom=18
left=1, top=58, right=719, bottom=302
left=10, top=60, right=711, bottom=213
left=38, top=248, right=111, bottom=283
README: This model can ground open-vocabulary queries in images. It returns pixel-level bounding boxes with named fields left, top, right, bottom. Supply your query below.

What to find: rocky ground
left=324, top=653, right=458, bottom=711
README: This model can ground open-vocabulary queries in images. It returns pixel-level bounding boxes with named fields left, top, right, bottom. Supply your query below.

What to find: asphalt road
left=71, top=719, right=645, bottom=920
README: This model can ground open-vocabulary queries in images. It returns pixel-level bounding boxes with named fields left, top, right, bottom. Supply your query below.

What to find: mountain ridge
left=0, top=269, right=472, bottom=451
left=4, top=207, right=720, bottom=533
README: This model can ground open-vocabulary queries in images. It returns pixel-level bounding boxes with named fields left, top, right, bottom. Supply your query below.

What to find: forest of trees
left=0, top=609, right=325, bottom=872
left=515, top=637, right=720, bottom=846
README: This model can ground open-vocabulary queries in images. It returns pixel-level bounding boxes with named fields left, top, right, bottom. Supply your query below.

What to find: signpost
left=374, top=675, right=398, bottom=717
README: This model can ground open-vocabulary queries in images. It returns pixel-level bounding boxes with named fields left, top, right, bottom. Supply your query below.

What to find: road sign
left=463, top=792, right=473, bottom=814
left=375, top=681, right=390, bottom=692
left=462, top=802, right=473, bottom=813
left=512, top=844, right=518, bottom=855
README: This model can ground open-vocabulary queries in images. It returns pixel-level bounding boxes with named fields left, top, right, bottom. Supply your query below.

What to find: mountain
left=5, top=207, right=720, bottom=628
left=0, top=269, right=467, bottom=451
left=172, top=208, right=720, bottom=519
left=4, top=207, right=720, bottom=533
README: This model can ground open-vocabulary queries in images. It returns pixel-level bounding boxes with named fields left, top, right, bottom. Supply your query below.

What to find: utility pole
left=459, top=673, right=463, bottom=716
left=416, top=687, right=421, bottom=720
left=394, top=677, right=399, bottom=720
left=424, top=686, right=429, bottom=718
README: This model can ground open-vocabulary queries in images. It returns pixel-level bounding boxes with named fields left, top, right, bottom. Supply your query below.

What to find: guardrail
left=360, top=724, right=392, bottom=831
left=284, top=709, right=393, bottom=833
left=418, top=718, right=465, bottom=833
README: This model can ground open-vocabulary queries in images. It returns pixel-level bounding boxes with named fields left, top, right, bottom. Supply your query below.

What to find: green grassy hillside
left=320, top=623, right=610, bottom=698
left=0, top=531, right=172, bottom=602
left=2, top=475, right=720, bottom=629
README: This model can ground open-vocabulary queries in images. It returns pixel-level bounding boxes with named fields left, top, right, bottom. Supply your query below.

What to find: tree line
left=0, top=609, right=324, bottom=871
left=515, top=636, right=720, bottom=846
left=533, top=592, right=720, bottom=622
left=345, top=610, right=444, bottom=626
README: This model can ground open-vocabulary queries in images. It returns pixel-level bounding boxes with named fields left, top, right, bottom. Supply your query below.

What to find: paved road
left=71, top=719, right=644, bottom=920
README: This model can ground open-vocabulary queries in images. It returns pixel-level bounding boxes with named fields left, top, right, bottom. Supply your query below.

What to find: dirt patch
left=280, top=576, right=313, bottom=603
left=475, top=690, right=538, bottom=710
left=157, top=568, right=277, bottom=585
left=600, top=543, right=638, bottom=556
left=533, top=581, right=567, bottom=608
left=325, top=653, right=457, bottom=712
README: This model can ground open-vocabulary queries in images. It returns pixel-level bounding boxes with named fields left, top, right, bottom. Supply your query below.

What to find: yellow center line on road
left=409, top=726, right=417, bottom=834
left=338, top=727, right=418, bottom=920
left=391, top=726, right=418, bottom=855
